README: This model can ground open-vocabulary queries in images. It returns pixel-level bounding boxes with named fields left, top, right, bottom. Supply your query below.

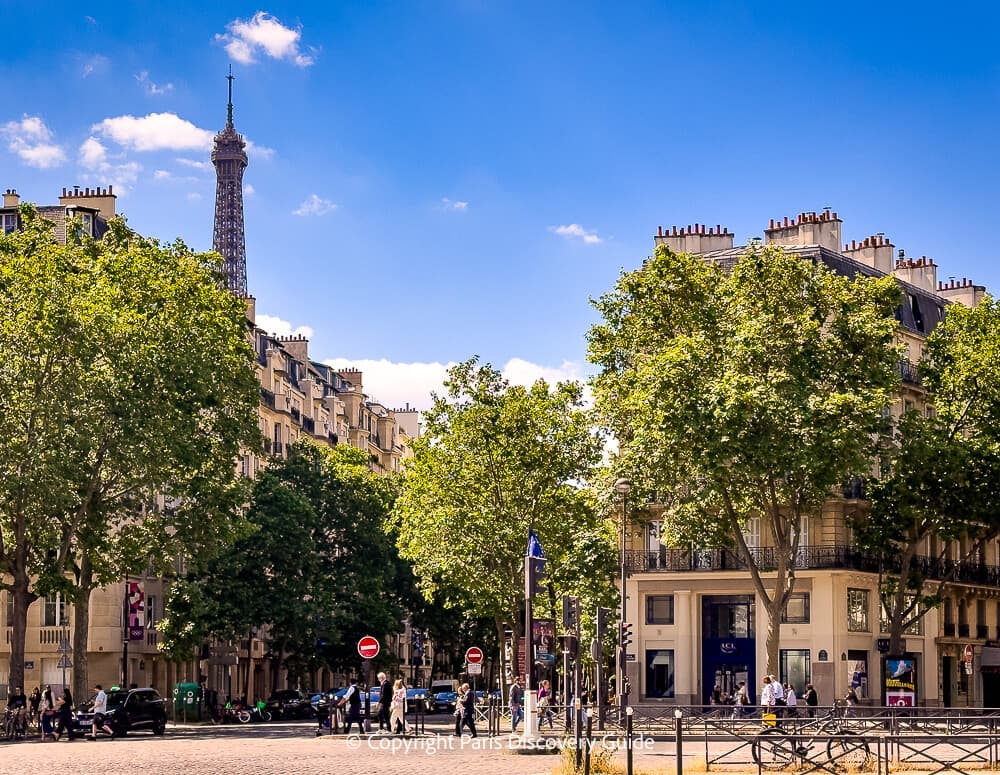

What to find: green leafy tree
left=160, top=442, right=404, bottom=689
left=390, top=358, right=610, bottom=685
left=0, top=206, right=260, bottom=697
left=860, top=297, right=1000, bottom=654
left=588, top=244, right=901, bottom=674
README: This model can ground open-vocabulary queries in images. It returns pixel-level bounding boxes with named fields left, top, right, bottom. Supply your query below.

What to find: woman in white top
left=390, top=679, right=407, bottom=734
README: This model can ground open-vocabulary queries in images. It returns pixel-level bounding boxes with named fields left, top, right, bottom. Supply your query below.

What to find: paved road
left=0, top=721, right=674, bottom=775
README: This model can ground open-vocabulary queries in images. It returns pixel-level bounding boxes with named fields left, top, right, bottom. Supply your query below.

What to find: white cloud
left=257, top=314, right=314, bottom=339
left=135, top=70, right=174, bottom=95
left=176, top=157, right=212, bottom=171
left=244, top=183, right=255, bottom=196
left=186, top=192, right=202, bottom=202
left=321, top=357, right=588, bottom=412
left=92, top=112, right=214, bottom=152
left=549, top=223, right=603, bottom=245
left=292, top=194, right=336, bottom=217
left=78, top=136, right=107, bottom=169
left=246, top=140, right=275, bottom=159
left=153, top=169, right=171, bottom=180
left=79, top=54, right=109, bottom=79
left=440, top=197, right=468, bottom=211
left=216, top=12, right=315, bottom=67
left=2, top=116, right=66, bottom=169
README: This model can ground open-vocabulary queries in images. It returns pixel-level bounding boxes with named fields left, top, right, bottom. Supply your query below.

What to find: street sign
left=625, top=653, right=637, bottom=662
left=465, top=646, right=484, bottom=665
left=357, top=635, right=380, bottom=659
left=965, top=661, right=974, bottom=675
left=56, top=655, right=72, bottom=669
left=467, top=663, right=483, bottom=675
left=965, top=644, right=975, bottom=663
left=24, top=661, right=34, bottom=670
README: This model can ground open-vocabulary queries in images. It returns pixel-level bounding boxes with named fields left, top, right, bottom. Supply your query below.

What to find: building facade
left=625, top=210, right=992, bottom=708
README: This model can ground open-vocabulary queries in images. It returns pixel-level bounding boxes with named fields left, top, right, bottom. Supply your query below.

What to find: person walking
left=89, top=684, right=114, bottom=740
left=803, top=683, right=818, bottom=718
left=376, top=672, right=392, bottom=732
left=54, top=688, right=76, bottom=741
left=39, top=689, right=56, bottom=741
left=733, top=681, right=751, bottom=718
left=509, top=676, right=524, bottom=733
left=537, top=679, right=555, bottom=730
left=456, top=683, right=477, bottom=738
left=339, top=679, right=363, bottom=734
left=389, top=679, right=408, bottom=734
left=784, top=684, right=797, bottom=717
left=28, top=688, right=41, bottom=730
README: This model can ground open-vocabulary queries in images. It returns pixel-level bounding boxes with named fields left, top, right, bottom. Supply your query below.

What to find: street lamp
left=614, top=478, right=632, bottom=712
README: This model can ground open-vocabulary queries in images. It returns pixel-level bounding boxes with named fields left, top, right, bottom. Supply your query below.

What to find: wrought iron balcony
left=625, top=544, right=1000, bottom=589
left=260, top=387, right=276, bottom=409
left=897, top=359, right=922, bottom=386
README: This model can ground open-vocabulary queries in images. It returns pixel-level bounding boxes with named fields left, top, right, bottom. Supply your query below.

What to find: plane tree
left=588, top=243, right=901, bottom=675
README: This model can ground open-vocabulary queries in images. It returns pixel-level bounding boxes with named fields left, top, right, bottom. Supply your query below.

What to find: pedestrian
left=803, top=683, right=818, bottom=718
left=733, top=681, right=751, bottom=718
left=29, top=687, right=41, bottom=729
left=760, top=676, right=775, bottom=711
left=771, top=675, right=786, bottom=718
left=89, top=684, right=114, bottom=740
left=338, top=679, right=363, bottom=734
left=509, top=675, right=524, bottom=733
left=54, top=687, right=76, bottom=741
left=456, top=682, right=477, bottom=738
left=390, top=679, right=408, bottom=734
left=537, top=679, right=555, bottom=730
left=844, top=685, right=859, bottom=715
left=40, top=688, right=56, bottom=741
left=784, top=684, right=797, bottom=716
left=376, top=672, right=392, bottom=731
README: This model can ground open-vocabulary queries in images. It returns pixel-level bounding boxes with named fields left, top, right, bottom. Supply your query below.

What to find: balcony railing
left=625, top=544, right=1000, bottom=588
left=959, top=624, right=971, bottom=638
left=898, top=359, right=922, bottom=386
left=944, top=623, right=956, bottom=637
left=260, top=387, right=275, bottom=409
left=291, top=407, right=301, bottom=423
left=977, top=625, right=989, bottom=640
left=303, top=416, right=315, bottom=433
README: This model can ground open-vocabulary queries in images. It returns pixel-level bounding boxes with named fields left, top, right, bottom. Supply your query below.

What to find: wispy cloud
left=84, top=15, right=97, bottom=25
left=292, top=194, right=336, bottom=217
left=92, top=112, right=214, bottom=152
left=79, top=53, right=110, bottom=79
left=549, top=223, right=603, bottom=245
left=186, top=192, right=202, bottom=202
left=77, top=136, right=143, bottom=194
left=440, top=197, right=469, bottom=211
left=2, top=116, right=66, bottom=169
left=216, top=12, right=315, bottom=67
left=176, top=157, right=212, bottom=172
left=257, top=314, right=314, bottom=339
left=135, top=70, right=174, bottom=95
left=244, top=183, right=255, bottom=196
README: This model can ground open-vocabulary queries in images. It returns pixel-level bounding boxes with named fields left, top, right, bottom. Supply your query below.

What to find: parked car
left=265, top=689, right=315, bottom=719
left=75, top=687, right=166, bottom=737
left=428, top=689, right=458, bottom=714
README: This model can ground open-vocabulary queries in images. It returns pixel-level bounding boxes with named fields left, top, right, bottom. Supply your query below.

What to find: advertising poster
left=885, top=657, right=917, bottom=706
left=849, top=658, right=867, bottom=690
left=533, top=618, right=556, bottom=666
left=127, top=581, right=145, bottom=641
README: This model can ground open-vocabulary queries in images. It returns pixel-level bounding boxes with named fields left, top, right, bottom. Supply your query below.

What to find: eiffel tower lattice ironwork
left=212, top=68, right=248, bottom=296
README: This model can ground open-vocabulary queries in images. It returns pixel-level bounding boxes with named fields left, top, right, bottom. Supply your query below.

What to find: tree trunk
left=764, top=598, right=783, bottom=679
left=72, top=569, right=95, bottom=703
left=8, top=568, right=36, bottom=694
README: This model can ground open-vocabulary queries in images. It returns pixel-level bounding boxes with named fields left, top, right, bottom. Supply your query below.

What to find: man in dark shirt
left=457, top=683, right=477, bottom=738
left=8, top=687, right=27, bottom=709
left=377, top=672, right=392, bottom=731
left=339, top=679, right=363, bottom=734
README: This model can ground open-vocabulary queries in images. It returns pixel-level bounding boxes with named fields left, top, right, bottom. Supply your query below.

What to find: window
left=1, top=213, right=17, bottom=233
left=5, top=592, right=12, bottom=627
left=743, top=517, right=760, bottom=548
left=880, top=596, right=923, bottom=636
left=644, top=649, right=675, bottom=698
left=42, top=594, right=69, bottom=627
left=780, top=649, right=811, bottom=695
left=645, top=595, right=674, bottom=625
left=147, top=595, right=157, bottom=627
left=847, top=588, right=870, bottom=632
left=703, top=595, right=754, bottom=639
left=782, top=593, right=810, bottom=624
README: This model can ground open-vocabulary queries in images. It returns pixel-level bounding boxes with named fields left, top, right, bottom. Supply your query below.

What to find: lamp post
left=614, top=478, right=632, bottom=713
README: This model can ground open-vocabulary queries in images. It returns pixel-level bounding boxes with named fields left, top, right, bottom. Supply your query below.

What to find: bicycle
left=3, top=707, right=29, bottom=740
left=751, top=699, right=870, bottom=770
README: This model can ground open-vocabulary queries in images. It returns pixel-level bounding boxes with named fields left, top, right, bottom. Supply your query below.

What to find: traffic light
left=596, top=607, right=611, bottom=639
left=525, top=556, right=547, bottom=599
left=562, top=595, right=580, bottom=631
left=620, top=622, right=633, bottom=650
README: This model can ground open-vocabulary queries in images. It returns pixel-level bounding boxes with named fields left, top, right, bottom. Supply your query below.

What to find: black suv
left=76, top=688, right=167, bottom=737
left=265, top=689, right=314, bottom=719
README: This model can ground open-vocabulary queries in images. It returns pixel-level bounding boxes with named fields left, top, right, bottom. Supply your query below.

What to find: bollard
left=584, top=713, right=593, bottom=775
left=674, top=708, right=683, bottom=775
left=575, top=701, right=584, bottom=770
left=626, top=706, right=634, bottom=775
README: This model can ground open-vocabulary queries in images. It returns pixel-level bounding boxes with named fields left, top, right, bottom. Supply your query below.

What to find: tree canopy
left=390, top=358, right=612, bottom=680
left=859, top=296, right=1000, bottom=653
left=588, top=243, right=902, bottom=673
left=0, top=206, right=261, bottom=695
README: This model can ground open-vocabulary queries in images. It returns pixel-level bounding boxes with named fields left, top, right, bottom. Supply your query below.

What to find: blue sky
left=3, top=2, right=998, bottom=409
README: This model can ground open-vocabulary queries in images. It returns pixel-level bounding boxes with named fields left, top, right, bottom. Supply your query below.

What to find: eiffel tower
left=212, top=68, right=248, bottom=296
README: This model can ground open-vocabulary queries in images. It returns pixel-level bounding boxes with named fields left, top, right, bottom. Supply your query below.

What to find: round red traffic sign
left=465, top=646, right=484, bottom=664
left=358, top=635, right=380, bottom=659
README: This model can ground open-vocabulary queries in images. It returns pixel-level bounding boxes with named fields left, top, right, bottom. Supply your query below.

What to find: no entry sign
left=466, top=646, right=484, bottom=664
left=357, top=635, right=380, bottom=659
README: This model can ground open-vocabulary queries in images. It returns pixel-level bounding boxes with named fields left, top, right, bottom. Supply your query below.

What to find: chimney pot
left=716, top=224, right=722, bottom=234
left=657, top=225, right=663, bottom=237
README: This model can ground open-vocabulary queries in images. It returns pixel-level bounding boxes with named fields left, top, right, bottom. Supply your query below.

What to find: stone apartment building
left=624, top=210, right=992, bottom=709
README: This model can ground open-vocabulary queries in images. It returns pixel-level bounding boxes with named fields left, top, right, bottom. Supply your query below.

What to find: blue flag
left=527, top=530, right=545, bottom=558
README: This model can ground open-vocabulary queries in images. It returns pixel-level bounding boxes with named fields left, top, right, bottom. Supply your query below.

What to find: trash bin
left=173, top=682, right=201, bottom=721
